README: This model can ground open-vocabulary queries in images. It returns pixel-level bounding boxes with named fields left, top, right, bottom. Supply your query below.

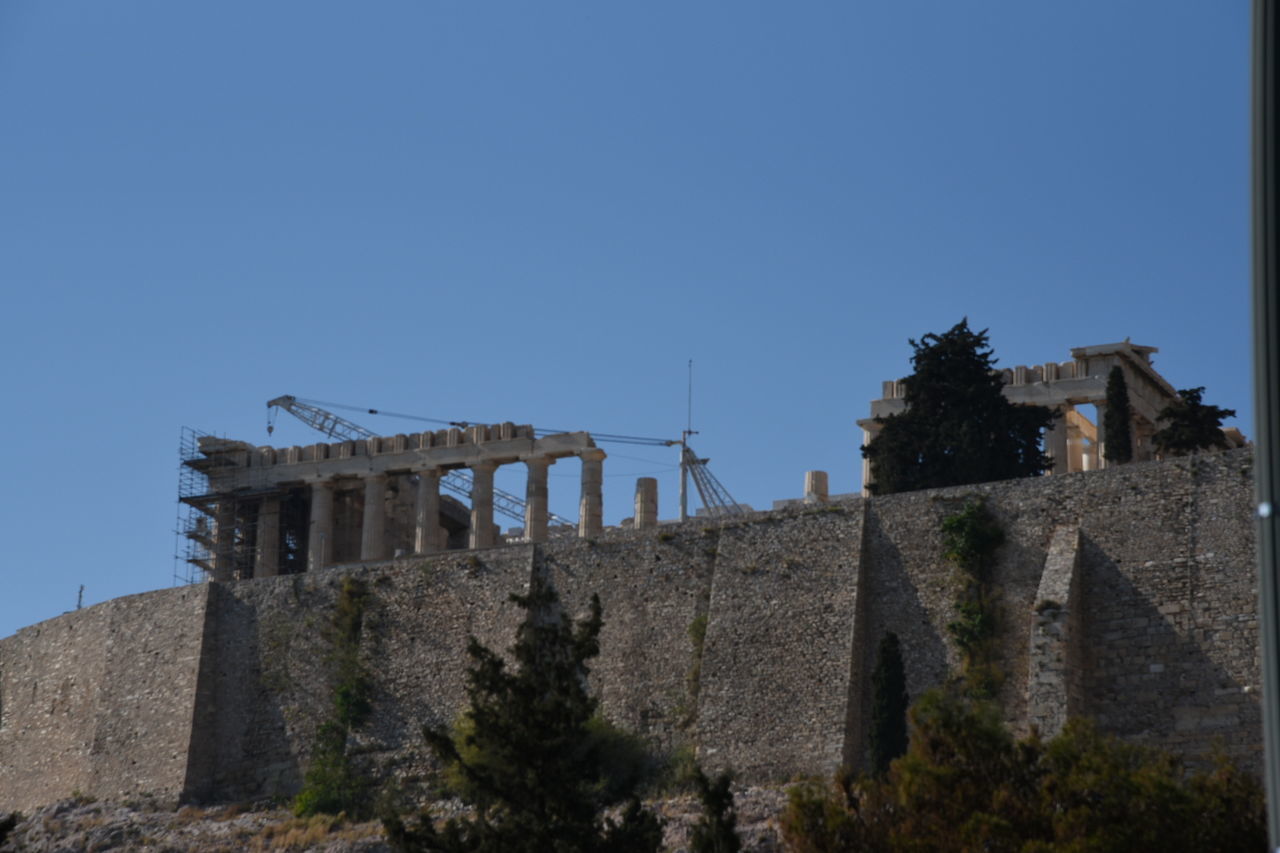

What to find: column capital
left=525, top=455, right=556, bottom=470
left=471, top=459, right=499, bottom=473
left=579, top=448, right=607, bottom=463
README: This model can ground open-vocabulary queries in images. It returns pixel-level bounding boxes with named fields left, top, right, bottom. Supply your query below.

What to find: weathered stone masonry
left=0, top=449, right=1262, bottom=811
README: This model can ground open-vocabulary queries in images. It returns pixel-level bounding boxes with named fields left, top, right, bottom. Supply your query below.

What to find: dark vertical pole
left=1253, top=1, right=1280, bottom=847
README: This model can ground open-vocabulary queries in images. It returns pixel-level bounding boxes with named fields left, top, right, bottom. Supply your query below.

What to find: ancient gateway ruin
left=858, top=340, right=1244, bottom=493
left=181, top=426, right=614, bottom=582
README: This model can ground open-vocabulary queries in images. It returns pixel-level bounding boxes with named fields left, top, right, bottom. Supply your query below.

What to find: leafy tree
left=869, top=632, right=908, bottom=776
left=780, top=689, right=1266, bottom=852
left=383, top=578, right=662, bottom=853
left=1102, top=366, right=1133, bottom=464
left=862, top=320, right=1054, bottom=495
left=688, top=766, right=740, bottom=853
left=1154, top=386, right=1238, bottom=457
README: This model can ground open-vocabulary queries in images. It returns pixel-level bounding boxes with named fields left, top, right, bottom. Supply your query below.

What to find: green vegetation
left=383, top=577, right=662, bottom=852
left=689, top=766, right=740, bottom=853
left=295, top=576, right=375, bottom=818
left=861, top=320, right=1054, bottom=495
left=1154, top=386, right=1238, bottom=456
left=942, top=500, right=1005, bottom=698
left=869, top=632, right=908, bottom=777
left=781, top=689, right=1266, bottom=852
left=1102, top=366, right=1133, bottom=464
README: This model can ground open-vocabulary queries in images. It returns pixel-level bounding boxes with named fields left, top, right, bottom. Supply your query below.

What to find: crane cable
left=290, top=397, right=676, bottom=447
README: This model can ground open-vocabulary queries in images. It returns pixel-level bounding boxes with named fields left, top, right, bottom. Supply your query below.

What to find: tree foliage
left=383, top=577, right=662, bottom=853
left=869, top=632, right=908, bottom=777
left=862, top=320, right=1054, bottom=495
left=1102, top=366, right=1133, bottom=464
left=295, top=576, right=375, bottom=818
left=689, top=766, right=740, bottom=853
left=1153, top=386, right=1237, bottom=457
left=781, top=690, right=1266, bottom=852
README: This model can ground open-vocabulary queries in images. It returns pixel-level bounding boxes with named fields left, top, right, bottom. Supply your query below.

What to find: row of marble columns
left=284, top=450, right=607, bottom=573
left=1042, top=402, right=1156, bottom=474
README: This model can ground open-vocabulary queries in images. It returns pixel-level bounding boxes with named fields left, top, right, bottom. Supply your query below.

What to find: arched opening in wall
left=385, top=473, right=415, bottom=557
left=1081, top=404, right=1103, bottom=470
left=232, top=497, right=258, bottom=581
left=279, top=487, right=309, bottom=575
left=548, top=455, right=587, bottom=537
left=331, top=484, right=363, bottom=564
left=493, top=464, right=529, bottom=541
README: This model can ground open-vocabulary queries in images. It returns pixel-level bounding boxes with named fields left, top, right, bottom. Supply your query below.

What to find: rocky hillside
left=0, top=788, right=788, bottom=852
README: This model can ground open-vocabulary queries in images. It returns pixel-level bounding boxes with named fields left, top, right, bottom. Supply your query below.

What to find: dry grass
left=247, top=813, right=383, bottom=851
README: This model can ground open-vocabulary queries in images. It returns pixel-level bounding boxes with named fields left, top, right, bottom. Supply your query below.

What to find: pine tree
left=869, top=632, right=909, bottom=776
left=861, top=320, right=1054, bottom=494
left=383, top=577, right=662, bottom=853
left=1103, top=366, right=1134, bottom=464
left=1154, top=387, right=1238, bottom=457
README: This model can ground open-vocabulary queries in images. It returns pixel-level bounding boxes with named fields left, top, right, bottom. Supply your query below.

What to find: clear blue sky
left=0, top=2, right=1252, bottom=639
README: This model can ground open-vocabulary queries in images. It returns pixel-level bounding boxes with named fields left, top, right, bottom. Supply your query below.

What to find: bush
left=781, top=689, right=1266, bottom=852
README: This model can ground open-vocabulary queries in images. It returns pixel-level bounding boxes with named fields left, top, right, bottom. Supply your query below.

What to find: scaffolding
left=174, top=426, right=213, bottom=584
left=175, top=427, right=282, bottom=584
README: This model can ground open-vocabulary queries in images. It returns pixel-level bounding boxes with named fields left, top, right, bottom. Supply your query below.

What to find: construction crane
left=266, top=395, right=575, bottom=528
left=681, top=443, right=746, bottom=519
left=266, top=394, right=745, bottom=523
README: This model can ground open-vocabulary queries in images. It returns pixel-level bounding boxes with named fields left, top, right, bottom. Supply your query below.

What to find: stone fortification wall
left=694, top=505, right=866, bottom=779
left=185, top=546, right=537, bottom=803
left=857, top=449, right=1258, bottom=770
left=0, top=449, right=1263, bottom=810
left=0, top=586, right=210, bottom=812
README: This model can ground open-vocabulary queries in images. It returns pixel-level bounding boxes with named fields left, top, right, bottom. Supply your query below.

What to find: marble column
left=308, top=480, right=334, bottom=571
left=578, top=448, right=606, bottom=538
left=414, top=469, right=442, bottom=554
left=1044, top=407, right=1070, bottom=475
left=634, top=477, right=658, bottom=529
left=524, top=457, right=553, bottom=543
left=213, top=498, right=237, bottom=582
left=470, top=460, right=498, bottom=550
left=860, top=424, right=881, bottom=496
left=361, top=473, right=388, bottom=561
left=804, top=470, right=829, bottom=504
left=255, top=496, right=281, bottom=578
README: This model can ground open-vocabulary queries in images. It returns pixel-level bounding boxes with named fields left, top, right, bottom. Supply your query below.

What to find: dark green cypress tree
left=861, top=320, right=1054, bottom=495
left=384, top=577, right=662, bottom=853
left=869, top=632, right=909, bottom=776
left=1103, top=366, right=1134, bottom=464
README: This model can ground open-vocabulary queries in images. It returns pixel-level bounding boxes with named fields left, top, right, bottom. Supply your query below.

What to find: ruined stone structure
left=181, top=426, right=604, bottom=581
left=858, top=340, right=1245, bottom=493
left=0, top=448, right=1262, bottom=812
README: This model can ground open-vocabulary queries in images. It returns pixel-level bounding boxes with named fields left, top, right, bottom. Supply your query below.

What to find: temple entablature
left=858, top=341, right=1205, bottom=494
left=181, top=426, right=604, bottom=582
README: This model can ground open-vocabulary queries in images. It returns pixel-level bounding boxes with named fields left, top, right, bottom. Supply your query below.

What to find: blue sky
left=0, top=2, right=1252, bottom=638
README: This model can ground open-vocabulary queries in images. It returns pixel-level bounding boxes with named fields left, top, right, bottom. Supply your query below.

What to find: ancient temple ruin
left=180, top=424, right=605, bottom=581
left=857, top=340, right=1244, bottom=494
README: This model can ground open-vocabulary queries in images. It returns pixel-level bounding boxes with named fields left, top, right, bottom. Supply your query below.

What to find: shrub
left=781, top=689, right=1267, bottom=852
